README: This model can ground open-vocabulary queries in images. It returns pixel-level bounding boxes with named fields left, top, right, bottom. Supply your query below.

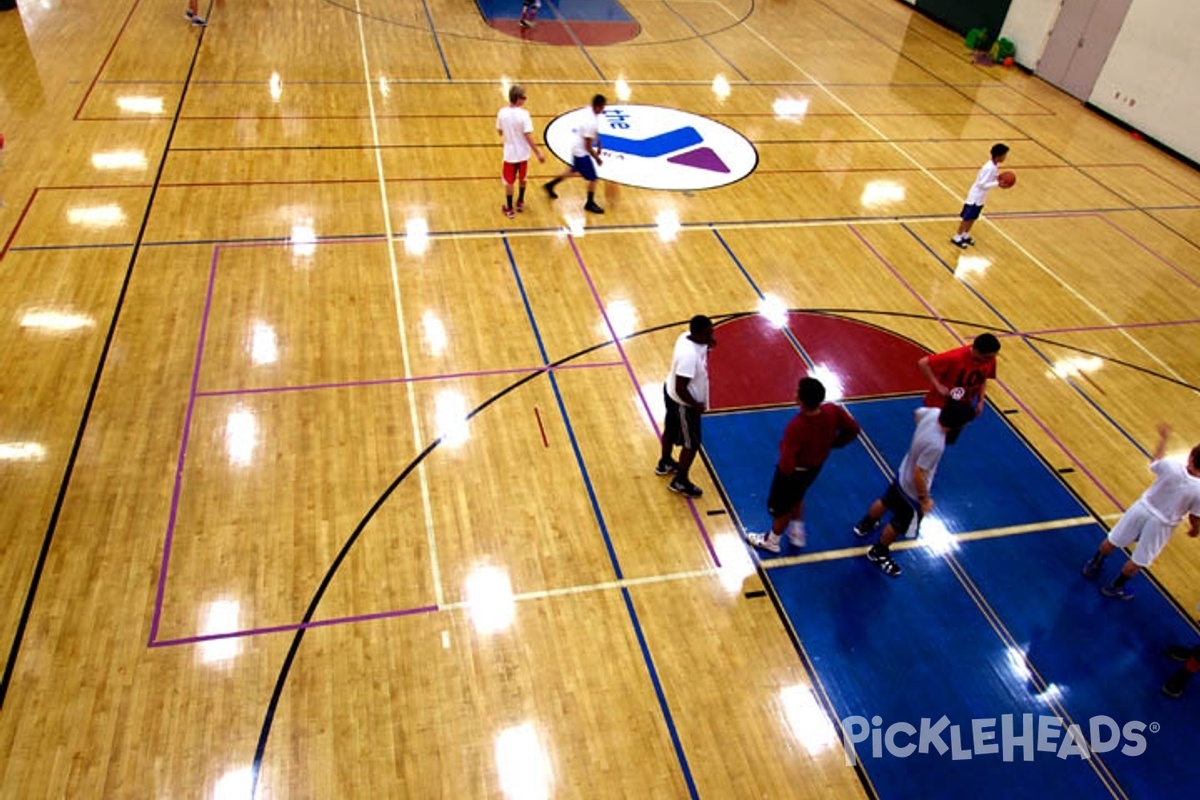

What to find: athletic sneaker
left=1167, top=645, right=1194, bottom=662
left=867, top=547, right=902, bottom=577
left=584, top=201, right=605, bottom=214
left=515, top=201, right=525, bottom=213
left=1081, top=559, right=1101, bottom=579
left=668, top=478, right=702, bottom=498
left=787, top=522, right=807, bottom=548
left=963, top=236, right=976, bottom=246
left=502, top=206, right=515, bottom=219
left=519, top=18, right=531, bottom=28
left=185, top=9, right=207, bottom=25
left=1162, top=670, right=1189, bottom=698
left=543, top=182, right=558, bottom=199
left=654, top=457, right=678, bottom=476
left=745, top=532, right=781, bottom=554
left=1100, top=584, right=1134, bottom=600
left=952, top=237, right=968, bottom=249
left=852, top=519, right=877, bottom=538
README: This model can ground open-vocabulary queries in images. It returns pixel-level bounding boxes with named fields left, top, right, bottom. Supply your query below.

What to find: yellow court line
left=355, top=0, right=444, bottom=605
left=761, top=515, right=1097, bottom=569
left=438, top=516, right=1099, bottom=608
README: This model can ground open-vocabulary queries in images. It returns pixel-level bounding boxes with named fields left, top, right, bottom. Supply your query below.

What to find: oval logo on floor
left=544, top=104, right=758, bottom=191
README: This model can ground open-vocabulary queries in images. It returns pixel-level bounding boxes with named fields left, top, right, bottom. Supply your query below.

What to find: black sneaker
left=952, top=237, right=968, bottom=249
left=867, top=546, right=902, bottom=576
left=853, top=519, right=877, bottom=538
left=668, top=479, right=702, bottom=498
left=1167, top=645, right=1195, bottom=662
left=963, top=236, right=976, bottom=246
left=1162, top=669, right=1190, bottom=698
left=584, top=201, right=605, bottom=214
left=1081, top=559, right=1101, bottom=579
left=1100, top=583, right=1134, bottom=600
left=543, top=182, right=558, bottom=200
left=654, top=458, right=678, bottom=476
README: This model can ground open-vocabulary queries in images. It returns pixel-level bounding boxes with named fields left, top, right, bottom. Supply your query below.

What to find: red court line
left=74, top=0, right=150, bottom=121
left=0, top=188, right=39, bottom=261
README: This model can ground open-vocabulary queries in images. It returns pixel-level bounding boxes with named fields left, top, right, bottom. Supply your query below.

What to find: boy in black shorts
left=852, top=400, right=974, bottom=576
left=745, top=377, right=861, bottom=553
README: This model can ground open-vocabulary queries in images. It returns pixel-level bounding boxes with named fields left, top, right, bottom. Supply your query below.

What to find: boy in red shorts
left=496, top=85, right=545, bottom=219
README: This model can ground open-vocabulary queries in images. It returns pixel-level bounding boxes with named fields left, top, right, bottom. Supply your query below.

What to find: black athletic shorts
left=766, top=465, right=822, bottom=517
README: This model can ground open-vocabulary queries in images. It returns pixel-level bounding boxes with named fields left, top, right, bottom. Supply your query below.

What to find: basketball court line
left=145, top=513, right=1101, bottom=647
left=756, top=516, right=1097, bottom=569
left=846, top=223, right=1127, bottom=511
left=900, top=223, right=1164, bottom=461
left=563, top=235, right=722, bottom=566
left=194, top=360, right=626, bottom=398
left=707, top=0, right=1196, bottom=396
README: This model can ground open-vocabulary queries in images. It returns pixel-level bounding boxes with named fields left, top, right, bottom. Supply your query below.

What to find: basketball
left=998, top=171, right=1016, bottom=188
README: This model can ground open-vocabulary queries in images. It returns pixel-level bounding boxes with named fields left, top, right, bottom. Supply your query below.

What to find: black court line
left=0, top=17, right=210, bottom=709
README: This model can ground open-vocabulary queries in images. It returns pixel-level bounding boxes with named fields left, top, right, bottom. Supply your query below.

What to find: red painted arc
left=708, top=312, right=931, bottom=411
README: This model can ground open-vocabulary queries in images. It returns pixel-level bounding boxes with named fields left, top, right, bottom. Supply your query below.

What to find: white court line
left=708, top=0, right=1189, bottom=385
left=760, top=515, right=1097, bottom=569
left=438, top=515, right=1097, bottom=607
left=355, top=0, right=444, bottom=606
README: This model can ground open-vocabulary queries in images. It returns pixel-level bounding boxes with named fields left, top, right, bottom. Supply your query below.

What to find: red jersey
left=922, top=345, right=996, bottom=407
left=778, top=403, right=861, bottom=472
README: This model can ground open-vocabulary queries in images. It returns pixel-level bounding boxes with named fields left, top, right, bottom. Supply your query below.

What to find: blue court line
left=417, top=0, right=452, bottom=81
left=500, top=236, right=699, bottom=798
left=899, top=223, right=1152, bottom=459
left=656, top=0, right=751, bottom=82
left=543, top=0, right=608, bottom=82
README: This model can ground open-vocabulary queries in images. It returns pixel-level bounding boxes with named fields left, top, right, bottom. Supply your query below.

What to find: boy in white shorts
left=1082, top=424, right=1200, bottom=599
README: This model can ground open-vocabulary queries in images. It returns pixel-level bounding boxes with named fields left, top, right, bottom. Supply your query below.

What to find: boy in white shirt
left=1082, top=424, right=1200, bottom=599
left=656, top=315, right=715, bottom=498
left=853, top=399, right=975, bottom=577
left=544, top=94, right=607, bottom=214
left=952, top=143, right=1010, bottom=248
left=496, top=85, right=545, bottom=219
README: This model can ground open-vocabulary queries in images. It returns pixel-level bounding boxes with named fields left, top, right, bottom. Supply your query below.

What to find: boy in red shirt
left=745, top=377, right=861, bottom=553
left=918, top=333, right=1000, bottom=443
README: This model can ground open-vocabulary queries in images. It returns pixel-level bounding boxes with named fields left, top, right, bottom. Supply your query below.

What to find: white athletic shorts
left=1106, top=500, right=1174, bottom=567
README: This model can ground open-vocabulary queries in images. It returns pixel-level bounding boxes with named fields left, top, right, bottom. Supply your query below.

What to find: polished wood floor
left=2, top=0, right=1200, bottom=796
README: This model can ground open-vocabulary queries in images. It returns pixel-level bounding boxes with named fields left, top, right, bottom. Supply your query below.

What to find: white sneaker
left=745, top=532, right=781, bottom=554
left=787, top=522, right=807, bottom=548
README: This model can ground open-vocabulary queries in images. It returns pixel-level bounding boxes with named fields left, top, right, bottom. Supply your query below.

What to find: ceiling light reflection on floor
left=779, top=685, right=837, bottom=755
left=198, top=600, right=242, bottom=665
left=495, top=722, right=552, bottom=800
left=465, top=566, right=515, bottom=635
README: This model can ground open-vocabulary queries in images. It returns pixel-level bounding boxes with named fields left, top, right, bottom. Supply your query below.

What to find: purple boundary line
left=196, top=360, right=626, bottom=398
left=149, top=244, right=222, bottom=645
left=565, top=236, right=721, bottom=568
left=149, top=604, right=440, bottom=648
left=1095, top=215, right=1200, bottom=292
left=1002, top=317, right=1200, bottom=339
left=847, top=224, right=1124, bottom=512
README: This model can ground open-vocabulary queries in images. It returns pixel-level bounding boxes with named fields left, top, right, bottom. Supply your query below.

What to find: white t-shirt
left=965, top=160, right=1000, bottom=206
left=898, top=407, right=946, bottom=499
left=665, top=333, right=709, bottom=407
left=1140, top=459, right=1200, bottom=525
left=496, top=105, right=534, bottom=163
left=571, top=110, right=600, bottom=159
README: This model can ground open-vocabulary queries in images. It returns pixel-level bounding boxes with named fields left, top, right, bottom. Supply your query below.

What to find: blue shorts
left=960, top=203, right=983, bottom=221
left=572, top=154, right=598, bottom=182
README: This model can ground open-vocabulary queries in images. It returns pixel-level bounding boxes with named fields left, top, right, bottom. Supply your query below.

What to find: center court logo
left=841, top=714, right=1155, bottom=765
left=544, top=104, right=758, bottom=191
